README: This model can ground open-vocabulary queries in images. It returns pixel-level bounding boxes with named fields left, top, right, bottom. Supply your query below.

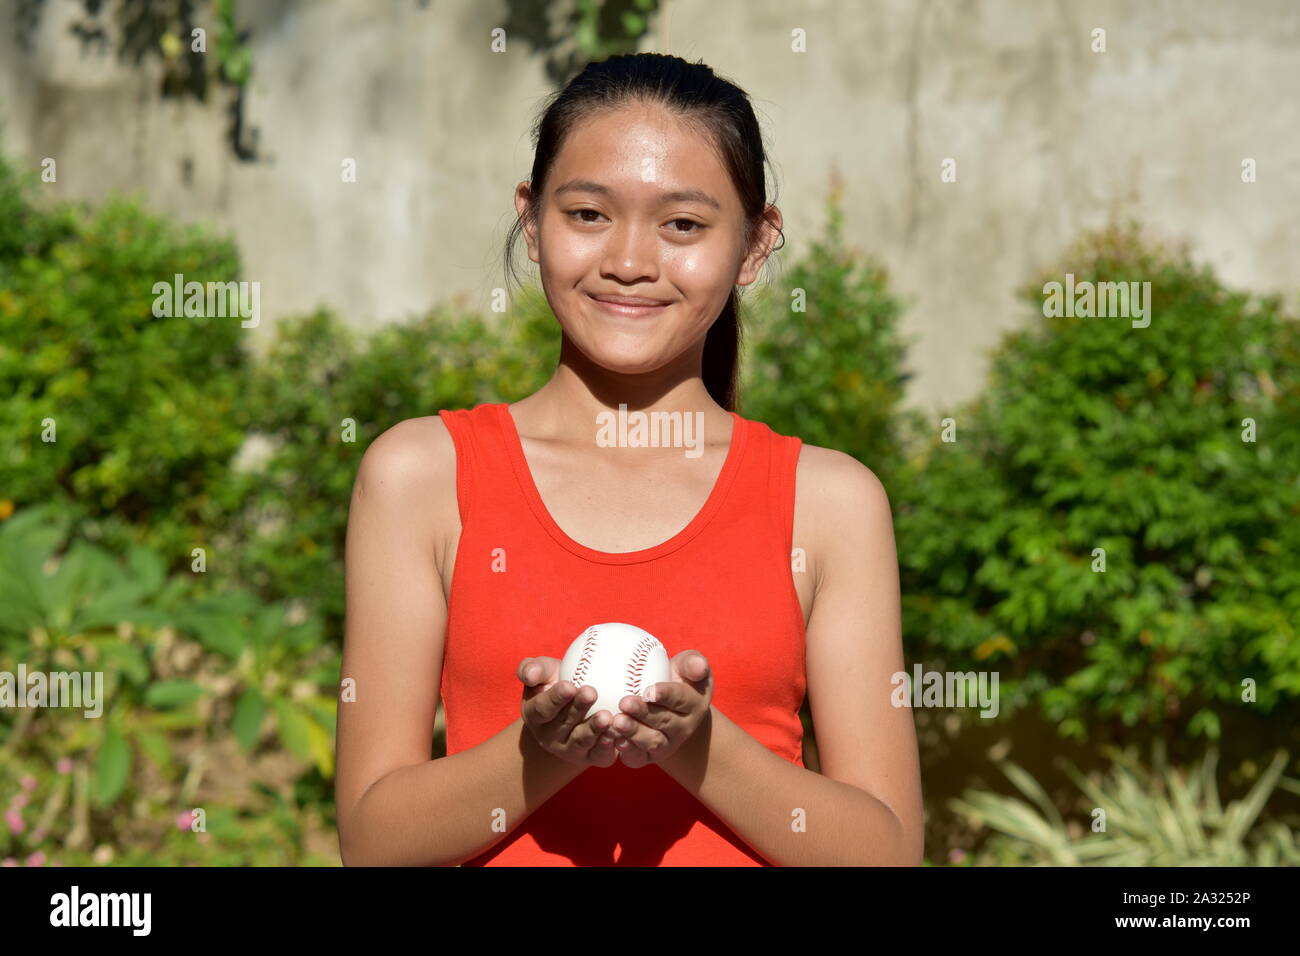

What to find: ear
left=514, top=182, right=541, bottom=265
left=735, top=204, right=783, bottom=288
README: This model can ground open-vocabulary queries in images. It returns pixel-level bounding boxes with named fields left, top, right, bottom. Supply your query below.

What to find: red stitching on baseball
left=626, top=635, right=658, bottom=695
left=572, top=627, right=602, bottom=688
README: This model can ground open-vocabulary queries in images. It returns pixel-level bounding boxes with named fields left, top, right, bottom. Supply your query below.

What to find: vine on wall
left=12, top=0, right=258, bottom=160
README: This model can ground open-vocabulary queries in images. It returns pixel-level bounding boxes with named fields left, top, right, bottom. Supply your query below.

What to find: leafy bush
left=893, top=221, right=1300, bottom=740
left=740, top=178, right=917, bottom=486
left=0, top=142, right=563, bottom=626
left=0, top=503, right=338, bottom=865
left=0, top=152, right=253, bottom=567
left=949, top=743, right=1300, bottom=865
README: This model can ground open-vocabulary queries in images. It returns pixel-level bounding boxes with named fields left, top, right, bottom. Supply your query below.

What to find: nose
left=599, top=220, right=659, bottom=284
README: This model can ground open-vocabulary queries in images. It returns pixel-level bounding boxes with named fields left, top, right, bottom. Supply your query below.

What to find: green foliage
left=893, top=221, right=1300, bottom=739
left=213, top=0, right=253, bottom=86
left=950, top=743, right=1300, bottom=865
left=506, top=0, right=660, bottom=86
left=0, top=152, right=253, bottom=571
left=16, top=1, right=256, bottom=93
left=573, top=0, right=658, bottom=61
left=10, top=3, right=257, bottom=160
left=741, top=180, right=917, bottom=486
left=0, top=504, right=337, bottom=865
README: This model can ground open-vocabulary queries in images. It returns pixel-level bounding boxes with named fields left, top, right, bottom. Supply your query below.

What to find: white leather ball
left=559, top=622, right=671, bottom=719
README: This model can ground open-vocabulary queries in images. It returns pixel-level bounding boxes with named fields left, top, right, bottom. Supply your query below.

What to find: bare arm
left=334, top=417, right=586, bottom=866
left=656, top=447, right=925, bottom=865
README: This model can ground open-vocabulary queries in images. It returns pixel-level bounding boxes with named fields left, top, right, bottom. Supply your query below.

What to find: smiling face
left=517, top=101, right=776, bottom=385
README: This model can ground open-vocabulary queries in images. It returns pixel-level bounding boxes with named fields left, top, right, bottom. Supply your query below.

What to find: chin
left=578, top=341, right=672, bottom=376
left=591, top=353, right=670, bottom=376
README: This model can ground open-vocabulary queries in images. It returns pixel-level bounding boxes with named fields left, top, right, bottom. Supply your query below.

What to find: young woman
left=335, top=53, right=923, bottom=866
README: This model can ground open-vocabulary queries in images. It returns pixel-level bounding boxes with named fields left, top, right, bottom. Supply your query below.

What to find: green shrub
left=0, top=138, right=562, bottom=626
left=949, top=743, right=1300, bottom=865
left=893, top=221, right=1300, bottom=739
left=740, top=181, right=917, bottom=485
left=0, top=152, right=253, bottom=567
left=0, top=503, right=337, bottom=865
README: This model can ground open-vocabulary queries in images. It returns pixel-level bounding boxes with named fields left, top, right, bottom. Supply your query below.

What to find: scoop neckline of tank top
left=493, top=402, right=749, bottom=565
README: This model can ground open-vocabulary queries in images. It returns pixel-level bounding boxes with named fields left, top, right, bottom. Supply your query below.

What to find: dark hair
left=503, top=52, right=783, bottom=412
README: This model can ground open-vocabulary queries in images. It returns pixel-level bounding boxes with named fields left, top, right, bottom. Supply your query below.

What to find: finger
left=527, top=681, right=590, bottom=723
left=519, top=657, right=564, bottom=706
left=617, top=740, right=653, bottom=769
left=612, top=710, right=668, bottom=758
left=551, top=687, right=617, bottom=745
left=570, top=710, right=620, bottom=753
left=555, top=684, right=605, bottom=735
left=675, top=651, right=711, bottom=683
left=634, top=682, right=697, bottom=715
left=615, top=711, right=668, bottom=767
left=590, top=730, right=619, bottom=766
left=517, top=657, right=556, bottom=686
left=616, top=694, right=668, bottom=732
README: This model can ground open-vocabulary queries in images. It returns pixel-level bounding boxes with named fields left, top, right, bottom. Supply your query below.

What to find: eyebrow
left=552, top=178, right=722, bottom=210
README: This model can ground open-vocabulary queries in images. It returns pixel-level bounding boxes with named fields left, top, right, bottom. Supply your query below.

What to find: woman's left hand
left=612, top=650, right=713, bottom=769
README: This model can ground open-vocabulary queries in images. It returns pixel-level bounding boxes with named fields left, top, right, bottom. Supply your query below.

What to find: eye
left=564, top=209, right=704, bottom=234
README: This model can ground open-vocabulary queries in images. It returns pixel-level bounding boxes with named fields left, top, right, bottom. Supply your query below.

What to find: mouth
left=585, top=292, right=671, bottom=317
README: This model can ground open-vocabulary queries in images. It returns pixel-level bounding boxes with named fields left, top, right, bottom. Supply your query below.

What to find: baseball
left=559, top=622, right=671, bottom=719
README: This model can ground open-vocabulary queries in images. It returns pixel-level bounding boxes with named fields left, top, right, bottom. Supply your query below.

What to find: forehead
left=549, top=102, right=733, bottom=202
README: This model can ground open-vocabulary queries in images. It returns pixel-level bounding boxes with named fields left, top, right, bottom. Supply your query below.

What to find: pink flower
left=26, top=851, right=46, bottom=867
left=0, top=858, right=17, bottom=867
left=32, top=827, right=47, bottom=842
left=56, top=758, right=73, bottom=775
left=11, top=792, right=29, bottom=810
left=20, top=776, right=36, bottom=791
left=175, top=810, right=194, bottom=831
left=4, top=808, right=23, bottom=835
left=948, top=848, right=967, bottom=864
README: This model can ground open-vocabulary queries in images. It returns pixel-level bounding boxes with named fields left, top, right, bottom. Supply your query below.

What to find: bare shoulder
left=795, top=442, right=891, bottom=517
left=792, top=443, right=894, bottom=589
left=356, top=415, right=456, bottom=490
left=352, top=416, right=460, bottom=562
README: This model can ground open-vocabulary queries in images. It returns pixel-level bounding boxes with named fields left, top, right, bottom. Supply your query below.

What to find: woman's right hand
left=518, top=656, right=623, bottom=768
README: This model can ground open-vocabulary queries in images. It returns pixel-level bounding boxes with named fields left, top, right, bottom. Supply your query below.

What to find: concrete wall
left=2, top=0, right=1297, bottom=414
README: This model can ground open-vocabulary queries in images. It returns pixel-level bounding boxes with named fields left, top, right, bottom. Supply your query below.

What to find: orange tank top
left=436, top=402, right=807, bottom=866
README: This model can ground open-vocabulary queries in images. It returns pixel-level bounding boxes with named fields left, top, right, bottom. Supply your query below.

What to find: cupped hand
left=518, top=656, right=625, bottom=768
left=608, top=650, right=713, bottom=769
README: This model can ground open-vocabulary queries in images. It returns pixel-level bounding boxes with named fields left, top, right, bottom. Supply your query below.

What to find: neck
left=511, top=336, right=731, bottom=444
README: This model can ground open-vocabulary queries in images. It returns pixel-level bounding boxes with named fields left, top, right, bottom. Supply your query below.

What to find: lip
left=586, top=292, right=671, bottom=317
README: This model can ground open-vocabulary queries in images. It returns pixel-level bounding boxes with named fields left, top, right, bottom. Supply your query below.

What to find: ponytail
left=703, top=293, right=742, bottom=412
